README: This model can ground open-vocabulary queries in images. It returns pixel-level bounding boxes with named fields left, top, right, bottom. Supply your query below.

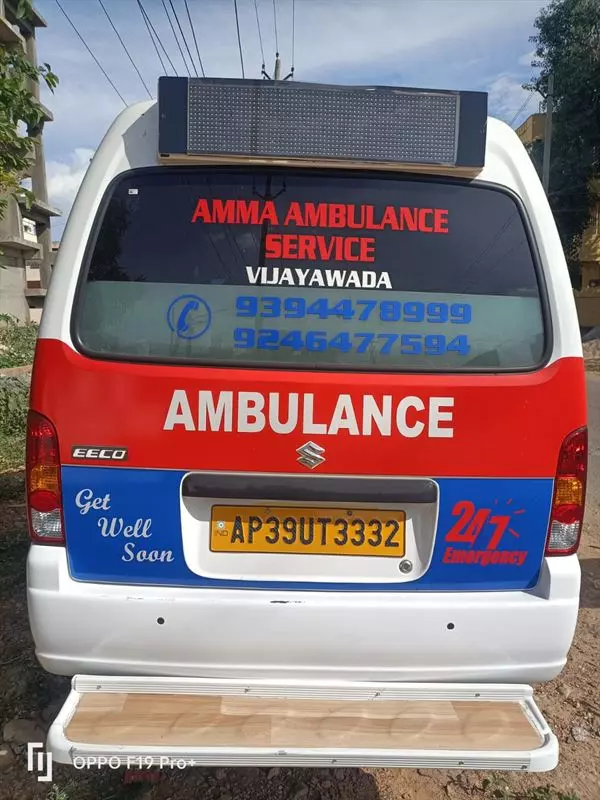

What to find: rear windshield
left=74, top=169, right=546, bottom=371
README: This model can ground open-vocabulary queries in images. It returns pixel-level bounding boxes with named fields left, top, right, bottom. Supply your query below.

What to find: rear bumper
left=27, top=546, right=580, bottom=683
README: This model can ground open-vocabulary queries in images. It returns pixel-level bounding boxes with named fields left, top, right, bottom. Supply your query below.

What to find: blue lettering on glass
left=167, top=294, right=212, bottom=340
left=233, top=329, right=470, bottom=356
left=235, top=296, right=472, bottom=324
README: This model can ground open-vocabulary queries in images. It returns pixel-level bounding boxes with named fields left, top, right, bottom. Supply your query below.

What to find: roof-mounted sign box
left=158, top=77, right=487, bottom=172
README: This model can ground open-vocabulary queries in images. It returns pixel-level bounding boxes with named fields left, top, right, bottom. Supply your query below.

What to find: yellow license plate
left=210, top=505, right=406, bottom=557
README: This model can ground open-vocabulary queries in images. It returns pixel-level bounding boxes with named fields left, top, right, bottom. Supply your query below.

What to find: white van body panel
left=29, top=98, right=583, bottom=691
left=29, top=544, right=579, bottom=682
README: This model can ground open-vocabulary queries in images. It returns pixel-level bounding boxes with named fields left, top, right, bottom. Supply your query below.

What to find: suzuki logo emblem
left=296, top=441, right=325, bottom=469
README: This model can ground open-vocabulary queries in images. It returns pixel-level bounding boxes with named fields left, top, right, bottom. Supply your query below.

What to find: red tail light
left=26, top=411, right=65, bottom=545
left=545, top=427, right=587, bottom=556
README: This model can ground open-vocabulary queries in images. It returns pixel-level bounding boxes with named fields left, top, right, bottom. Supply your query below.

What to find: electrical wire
left=462, top=212, right=517, bottom=281
left=161, top=0, right=191, bottom=76
left=289, top=0, right=295, bottom=78
left=97, top=0, right=152, bottom=97
left=280, top=0, right=295, bottom=81
left=253, top=0, right=266, bottom=69
left=54, top=0, right=126, bottom=105
left=184, top=0, right=206, bottom=77
left=272, top=0, right=279, bottom=55
left=510, top=91, right=535, bottom=128
left=138, top=0, right=178, bottom=76
left=137, top=0, right=168, bottom=75
left=168, top=0, right=198, bottom=77
left=233, top=0, right=245, bottom=78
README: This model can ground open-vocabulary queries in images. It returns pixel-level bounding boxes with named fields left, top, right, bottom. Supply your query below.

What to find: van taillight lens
left=26, top=411, right=64, bottom=544
left=546, top=427, right=587, bottom=556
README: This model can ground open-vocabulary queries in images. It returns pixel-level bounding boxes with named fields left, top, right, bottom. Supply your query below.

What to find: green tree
left=526, top=0, right=600, bottom=285
left=0, top=0, right=58, bottom=219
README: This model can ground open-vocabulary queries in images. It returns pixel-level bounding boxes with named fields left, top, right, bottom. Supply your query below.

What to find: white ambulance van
left=27, top=79, right=587, bottom=771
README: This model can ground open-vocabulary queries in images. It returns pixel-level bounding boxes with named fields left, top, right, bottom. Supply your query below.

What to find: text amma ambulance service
left=27, top=79, right=587, bottom=771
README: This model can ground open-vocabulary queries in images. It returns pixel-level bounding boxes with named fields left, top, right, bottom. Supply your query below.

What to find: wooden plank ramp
left=66, top=693, right=543, bottom=751
left=46, top=678, right=558, bottom=771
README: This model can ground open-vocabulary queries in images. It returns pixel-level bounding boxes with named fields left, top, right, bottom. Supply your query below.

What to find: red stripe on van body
left=31, top=339, right=586, bottom=478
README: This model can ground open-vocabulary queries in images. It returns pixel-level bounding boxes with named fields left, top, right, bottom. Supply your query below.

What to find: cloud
left=519, top=50, right=536, bottom=66
left=46, top=147, right=94, bottom=214
left=487, top=74, right=536, bottom=125
left=292, top=1, right=542, bottom=82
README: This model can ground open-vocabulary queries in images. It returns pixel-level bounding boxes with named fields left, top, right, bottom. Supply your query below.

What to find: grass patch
left=0, top=371, right=29, bottom=471
left=0, top=317, right=33, bottom=472
left=0, top=431, right=25, bottom=472
left=0, top=314, right=38, bottom=368
left=586, top=358, right=600, bottom=373
left=483, top=779, right=580, bottom=800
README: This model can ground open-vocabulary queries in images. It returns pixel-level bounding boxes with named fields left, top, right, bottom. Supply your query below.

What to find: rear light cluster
left=26, top=411, right=65, bottom=544
left=546, top=427, right=587, bottom=556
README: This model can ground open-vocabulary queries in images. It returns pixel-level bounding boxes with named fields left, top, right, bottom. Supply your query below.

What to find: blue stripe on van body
left=61, top=466, right=553, bottom=592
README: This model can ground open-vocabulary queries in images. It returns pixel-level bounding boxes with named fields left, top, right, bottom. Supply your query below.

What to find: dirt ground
left=0, top=376, right=598, bottom=800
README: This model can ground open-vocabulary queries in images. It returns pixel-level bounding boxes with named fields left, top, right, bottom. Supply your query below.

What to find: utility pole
left=262, top=53, right=293, bottom=81
left=256, top=175, right=287, bottom=266
left=256, top=50, right=291, bottom=265
left=542, top=73, right=554, bottom=194
left=258, top=176, right=272, bottom=267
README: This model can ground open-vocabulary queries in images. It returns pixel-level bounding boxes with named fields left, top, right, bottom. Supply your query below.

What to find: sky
left=33, top=0, right=546, bottom=238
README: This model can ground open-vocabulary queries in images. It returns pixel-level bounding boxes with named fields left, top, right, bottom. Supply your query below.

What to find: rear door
left=36, top=168, right=584, bottom=591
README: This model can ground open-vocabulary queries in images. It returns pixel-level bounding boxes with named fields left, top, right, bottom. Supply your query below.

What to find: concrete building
left=0, top=0, right=60, bottom=323
left=515, top=113, right=546, bottom=147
